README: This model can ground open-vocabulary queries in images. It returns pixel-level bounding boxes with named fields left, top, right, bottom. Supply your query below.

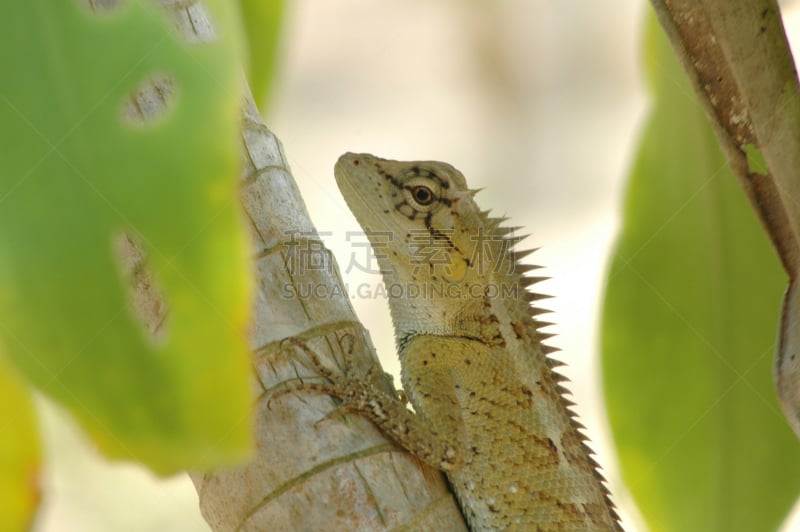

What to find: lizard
left=283, top=153, right=622, bottom=531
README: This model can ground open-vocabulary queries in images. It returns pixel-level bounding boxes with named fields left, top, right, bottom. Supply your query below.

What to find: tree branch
left=649, top=0, right=800, bottom=438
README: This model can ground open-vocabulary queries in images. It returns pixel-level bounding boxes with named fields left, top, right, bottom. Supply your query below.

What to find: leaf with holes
left=0, top=1, right=251, bottom=473
left=600, top=15, right=800, bottom=531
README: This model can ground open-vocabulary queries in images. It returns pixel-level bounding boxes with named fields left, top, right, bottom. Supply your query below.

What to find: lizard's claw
left=272, top=336, right=385, bottom=422
left=267, top=380, right=339, bottom=410
left=280, top=337, right=337, bottom=381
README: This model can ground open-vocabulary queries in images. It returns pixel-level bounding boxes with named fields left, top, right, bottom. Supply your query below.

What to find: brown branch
left=649, top=0, right=800, bottom=437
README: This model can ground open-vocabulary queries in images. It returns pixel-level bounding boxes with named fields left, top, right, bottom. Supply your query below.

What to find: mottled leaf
left=0, top=1, right=251, bottom=473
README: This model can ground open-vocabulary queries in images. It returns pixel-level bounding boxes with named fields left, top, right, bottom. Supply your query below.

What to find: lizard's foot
left=270, top=337, right=393, bottom=422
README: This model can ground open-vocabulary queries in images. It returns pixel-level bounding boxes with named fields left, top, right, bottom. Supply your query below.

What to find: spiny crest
left=474, top=197, right=557, bottom=340
left=476, top=208, right=553, bottom=312
left=476, top=197, right=621, bottom=526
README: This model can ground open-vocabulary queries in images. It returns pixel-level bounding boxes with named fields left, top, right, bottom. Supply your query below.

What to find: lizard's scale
left=333, top=153, right=621, bottom=531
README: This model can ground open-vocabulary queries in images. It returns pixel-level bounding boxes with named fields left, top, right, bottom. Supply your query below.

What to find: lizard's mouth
left=334, top=152, right=391, bottom=230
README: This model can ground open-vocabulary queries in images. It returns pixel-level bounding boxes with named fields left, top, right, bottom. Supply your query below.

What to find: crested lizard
left=286, top=153, right=621, bottom=530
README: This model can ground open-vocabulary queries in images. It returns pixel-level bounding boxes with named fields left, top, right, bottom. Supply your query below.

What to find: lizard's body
left=327, top=153, right=619, bottom=530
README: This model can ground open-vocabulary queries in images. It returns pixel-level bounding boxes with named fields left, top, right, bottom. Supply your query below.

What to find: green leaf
left=0, top=354, right=40, bottom=532
left=742, top=144, right=768, bottom=176
left=601, top=14, right=800, bottom=531
left=239, top=0, right=284, bottom=109
left=0, top=1, right=251, bottom=473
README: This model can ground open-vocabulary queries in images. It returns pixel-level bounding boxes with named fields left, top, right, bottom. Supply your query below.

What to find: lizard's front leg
left=275, top=336, right=466, bottom=471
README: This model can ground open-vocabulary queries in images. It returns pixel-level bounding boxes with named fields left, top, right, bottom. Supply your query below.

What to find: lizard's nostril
left=353, top=159, right=360, bottom=166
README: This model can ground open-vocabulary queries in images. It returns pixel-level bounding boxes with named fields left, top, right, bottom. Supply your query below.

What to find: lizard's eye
left=403, top=177, right=441, bottom=213
left=411, top=185, right=435, bottom=205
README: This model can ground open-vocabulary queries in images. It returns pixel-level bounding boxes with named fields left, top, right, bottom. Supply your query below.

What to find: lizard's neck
left=382, top=219, right=545, bottom=353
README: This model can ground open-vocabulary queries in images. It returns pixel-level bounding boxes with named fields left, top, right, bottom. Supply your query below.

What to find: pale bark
left=104, top=0, right=466, bottom=529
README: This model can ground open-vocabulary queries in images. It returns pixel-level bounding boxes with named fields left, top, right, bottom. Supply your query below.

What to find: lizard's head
left=335, top=153, right=525, bottom=341
left=335, top=152, right=478, bottom=283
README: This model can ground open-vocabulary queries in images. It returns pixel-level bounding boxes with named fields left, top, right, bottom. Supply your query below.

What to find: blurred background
left=32, top=0, right=800, bottom=530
